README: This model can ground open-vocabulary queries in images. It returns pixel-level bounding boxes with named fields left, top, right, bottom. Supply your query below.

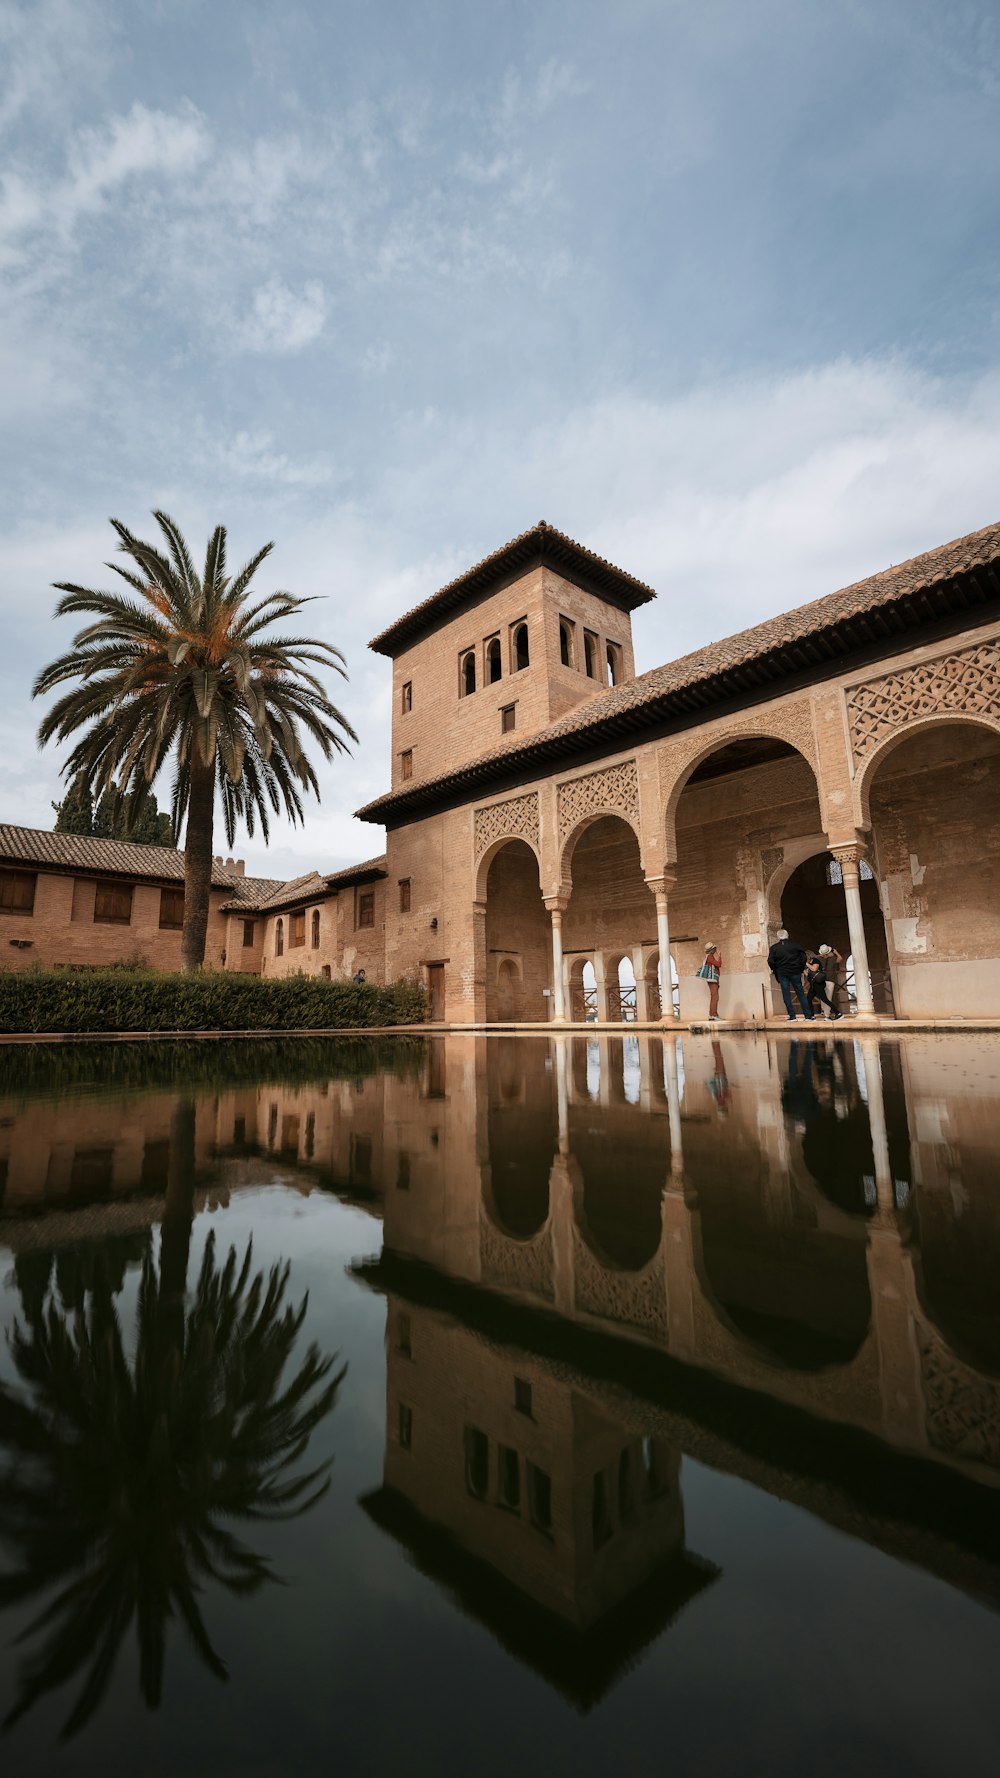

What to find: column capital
left=543, top=893, right=570, bottom=915
left=828, top=836, right=868, bottom=868
left=645, top=869, right=677, bottom=897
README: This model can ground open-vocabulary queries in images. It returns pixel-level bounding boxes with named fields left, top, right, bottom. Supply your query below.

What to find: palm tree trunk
left=182, top=756, right=215, bottom=971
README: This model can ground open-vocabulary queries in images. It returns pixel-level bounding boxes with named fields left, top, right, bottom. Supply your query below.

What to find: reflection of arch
left=662, top=723, right=822, bottom=859
left=571, top=1115, right=663, bottom=1270
left=853, top=712, right=1000, bottom=831
left=911, top=1162, right=1000, bottom=1379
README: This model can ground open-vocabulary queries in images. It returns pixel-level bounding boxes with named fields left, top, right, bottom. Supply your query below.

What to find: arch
left=584, top=631, right=599, bottom=678
left=606, top=641, right=623, bottom=687
left=311, top=908, right=320, bottom=949
left=776, top=848, right=892, bottom=1014
left=483, top=839, right=550, bottom=1022
left=571, top=1116, right=664, bottom=1270
left=662, top=722, right=822, bottom=860
left=853, top=711, right=1000, bottom=832
left=274, top=917, right=284, bottom=957
left=512, top=622, right=529, bottom=672
left=558, top=808, right=644, bottom=881
left=485, top=636, right=502, bottom=684
left=559, top=619, right=575, bottom=669
left=561, top=818, right=656, bottom=998
left=475, top=832, right=543, bottom=902
left=460, top=649, right=476, bottom=697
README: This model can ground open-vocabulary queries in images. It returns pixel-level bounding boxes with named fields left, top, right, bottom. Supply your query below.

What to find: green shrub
left=0, top=970, right=427, bottom=1036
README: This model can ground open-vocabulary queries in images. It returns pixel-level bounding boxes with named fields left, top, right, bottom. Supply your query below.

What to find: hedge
left=0, top=970, right=427, bottom=1036
left=0, top=1033, right=428, bottom=1103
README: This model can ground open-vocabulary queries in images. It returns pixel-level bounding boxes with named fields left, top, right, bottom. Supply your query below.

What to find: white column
left=632, top=945, right=649, bottom=1022
left=544, top=897, right=569, bottom=1021
left=832, top=843, right=875, bottom=1015
left=858, top=1034, right=893, bottom=1212
left=593, top=953, right=610, bottom=1023
left=646, top=873, right=676, bottom=1020
left=664, top=1034, right=683, bottom=1175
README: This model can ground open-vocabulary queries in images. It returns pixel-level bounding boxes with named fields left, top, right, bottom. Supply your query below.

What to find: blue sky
left=3, top=0, right=1000, bottom=877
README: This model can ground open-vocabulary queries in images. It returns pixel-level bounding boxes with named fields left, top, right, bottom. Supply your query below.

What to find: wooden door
left=427, top=963, right=445, bottom=1022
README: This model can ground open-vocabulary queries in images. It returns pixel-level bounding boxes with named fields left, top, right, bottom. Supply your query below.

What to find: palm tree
left=0, top=1104, right=344, bottom=1739
left=34, top=512, right=357, bottom=969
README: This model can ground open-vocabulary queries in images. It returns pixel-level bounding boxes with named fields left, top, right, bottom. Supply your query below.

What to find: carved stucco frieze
left=479, top=1218, right=554, bottom=1301
left=847, top=639, right=1000, bottom=761
left=572, top=1228, right=668, bottom=1338
left=473, top=790, right=540, bottom=858
left=557, top=759, right=640, bottom=843
left=918, top=1328, right=1000, bottom=1468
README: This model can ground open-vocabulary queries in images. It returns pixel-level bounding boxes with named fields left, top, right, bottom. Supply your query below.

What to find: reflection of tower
left=360, top=1296, right=717, bottom=1706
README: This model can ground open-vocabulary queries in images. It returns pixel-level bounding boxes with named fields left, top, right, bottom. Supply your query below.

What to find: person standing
left=697, top=942, right=723, bottom=1020
left=767, top=929, right=814, bottom=1021
left=805, top=949, right=842, bottom=1019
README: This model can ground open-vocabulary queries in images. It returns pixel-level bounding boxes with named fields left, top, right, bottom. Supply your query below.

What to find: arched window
left=486, top=636, right=502, bottom=683
left=584, top=631, right=598, bottom=678
left=606, top=642, right=622, bottom=686
left=460, top=650, right=476, bottom=697
left=275, top=918, right=284, bottom=957
left=512, top=622, right=529, bottom=671
left=559, top=619, right=575, bottom=669
left=311, top=908, right=320, bottom=948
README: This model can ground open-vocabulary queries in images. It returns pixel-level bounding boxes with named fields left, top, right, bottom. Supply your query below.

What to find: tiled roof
left=0, top=823, right=272, bottom=892
left=218, top=875, right=287, bottom=910
left=357, top=516, right=1000, bottom=823
left=221, top=855, right=388, bottom=916
left=368, top=521, right=656, bottom=656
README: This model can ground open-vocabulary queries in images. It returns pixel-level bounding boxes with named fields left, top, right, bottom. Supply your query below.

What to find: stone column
left=830, top=842, right=875, bottom=1016
left=543, top=896, right=569, bottom=1021
left=645, top=872, right=676, bottom=1020
left=632, top=945, right=649, bottom=1022
left=593, top=953, right=610, bottom=1023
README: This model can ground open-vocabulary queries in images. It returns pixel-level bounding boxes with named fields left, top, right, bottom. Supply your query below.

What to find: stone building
left=356, top=517, right=1000, bottom=1021
left=4, top=515, right=1000, bottom=1017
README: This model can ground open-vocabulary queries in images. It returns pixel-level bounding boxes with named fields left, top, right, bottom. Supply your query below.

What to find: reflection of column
left=544, top=896, right=569, bottom=1021
left=859, top=1035, right=893, bottom=1212
left=593, top=953, right=610, bottom=1023
left=867, top=1220, right=925, bottom=1450
left=663, top=1037, right=683, bottom=1177
left=831, top=842, right=875, bottom=1015
left=548, top=1151, right=576, bottom=1315
left=554, top=1036, right=569, bottom=1153
left=646, top=872, right=676, bottom=1020
left=663, top=1186, right=696, bottom=1357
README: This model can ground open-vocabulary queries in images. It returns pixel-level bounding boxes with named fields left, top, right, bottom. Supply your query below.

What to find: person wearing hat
left=696, top=941, right=723, bottom=1019
left=766, top=929, right=814, bottom=1021
left=805, top=945, right=843, bottom=1019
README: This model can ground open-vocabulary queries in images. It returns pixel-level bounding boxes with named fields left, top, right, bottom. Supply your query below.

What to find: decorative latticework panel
left=919, top=1328, right=1000, bottom=1467
left=479, top=1218, right=555, bottom=1302
left=557, top=759, right=640, bottom=842
left=572, top=1228, right=667, bottom=1338
left=473, top=791, right=540, bottom=858
left=847, top=640, right=1000, bottom=760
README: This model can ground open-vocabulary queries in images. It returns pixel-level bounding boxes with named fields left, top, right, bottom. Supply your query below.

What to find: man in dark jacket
left=767, top=929, right=814, bottom=1020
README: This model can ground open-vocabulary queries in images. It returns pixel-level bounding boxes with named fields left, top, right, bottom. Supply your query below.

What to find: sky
left=3, top=0, right=1000, bottom=880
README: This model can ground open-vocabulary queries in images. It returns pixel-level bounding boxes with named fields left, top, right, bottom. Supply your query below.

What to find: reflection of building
left=6, top=521, right=1000, bottom=1018
left=361, top=1296, right=717, bottom=1706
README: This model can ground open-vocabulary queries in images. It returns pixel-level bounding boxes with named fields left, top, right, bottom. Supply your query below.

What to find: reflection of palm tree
left=0, top=1099, right=344, bottom=1739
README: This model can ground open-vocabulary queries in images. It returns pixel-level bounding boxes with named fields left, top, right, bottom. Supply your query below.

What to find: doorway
left=426, top=963, right=446, bottom=1022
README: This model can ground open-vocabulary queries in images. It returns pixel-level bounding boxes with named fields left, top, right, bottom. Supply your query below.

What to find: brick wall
left=0, top=868, right=231, bottom=973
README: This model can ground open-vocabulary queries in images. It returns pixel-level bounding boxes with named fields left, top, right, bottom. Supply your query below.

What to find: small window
left=465, top=1426, right=489, bottom=1499
left=311, top=908, right=320, bottom=949
left=268, top=1103, right=278, bottom=1145
left=158, top=885, right=184, bottom=930
left=399, top=878, right=411, bottom=912
left=514, top=1376, right=533, bottom=1417
left=527, top=1462, right=552, bottom=1534
left=485, top=636, right=502, bottom=684
left=305, top=1111, right=315, bottom=1159
left=242, top=918, right=256, bottom=947
left=281, top=1113, right=300, bottom=1155
left=71, top=1146, right=114, bottom=1193
left=322, top=963, right=332, bottom=979
left=94, top=881, right=132, bottom=924
left=397, top=1311, right=412, bottom=1357
left=512, top=621, right=529, bottom=672
left=400, top=749, right=413, bottom=781
left=500, top=704, right=516, bottom=734
left=275, top=918, right=284, bottom=957
left=460, top=650, right=476, bottom=697
left=351, top=1133, right=372, bottom=1180
left=358, top=890, right=375, bottom=929
left=233, top=1115, right=246, bottom=1144
left=499, top=1446, right=521, bottom=1511
left=584, top=631, right=599, bottom=679
left=401, top=680, right=412, bottom=714
left=398, top=1404, right=413, bottom=1450
left=290, top=909, right=305, bottom=948
left=559, top=618, right=575, bottom=669
left=0, top=870, right=36, bottom=915
left=606, top=641, right=623, bottom=686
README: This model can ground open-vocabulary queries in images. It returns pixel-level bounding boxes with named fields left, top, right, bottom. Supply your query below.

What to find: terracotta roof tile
left=221, top=855, right=388, bottom=915
left=368, top=521, right=655, bottom=656
left=324, top=853, right=387, bottom=887
left=0, top=824, right=277, bottom=893
left=357, top=516, right=1000, bottom=822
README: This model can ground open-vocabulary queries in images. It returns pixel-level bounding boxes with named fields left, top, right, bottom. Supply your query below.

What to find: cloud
left=232, top=278, right=328, bottom=353
left=0, top=0, right=111, bottom=136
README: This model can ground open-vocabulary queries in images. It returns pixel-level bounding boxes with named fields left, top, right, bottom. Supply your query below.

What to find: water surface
left=0, top=1031, right=998, bottom=1776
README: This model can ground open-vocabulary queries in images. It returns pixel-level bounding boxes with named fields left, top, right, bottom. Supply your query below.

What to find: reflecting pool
left=1, top=1031, right=998, bottom=1775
